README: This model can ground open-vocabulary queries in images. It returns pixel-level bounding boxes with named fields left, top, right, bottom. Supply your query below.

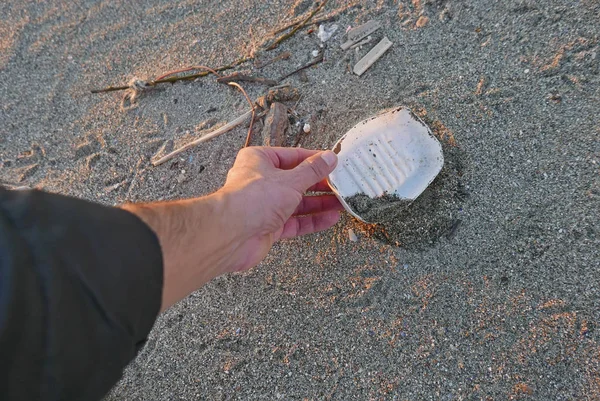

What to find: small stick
left=91, top=57, right=249, bottom=94
left=278, top=52, right=324, bottom=81
left=152, top=110, right=253, bottom=166
left=273, top=13, right=328, bottom=35
left=217, top=73, right=278, bottom=86
left=267, top=0, right=328, bottom=51
left=227, top=82, right=256, bottom=148
left=293, top=126, right=304, bottom=147
left=292, top=94, right=303, bottom=111
left=155, top=65, right=220, bottom=81
left=244, top=108, right=269, bottom=147
left=273, top=2, right=360, bottom=35
left=255, top=51, right=291, bottom=69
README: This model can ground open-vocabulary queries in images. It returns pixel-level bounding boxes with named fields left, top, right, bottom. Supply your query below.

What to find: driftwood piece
left=261, top=102, right=289, bottom=146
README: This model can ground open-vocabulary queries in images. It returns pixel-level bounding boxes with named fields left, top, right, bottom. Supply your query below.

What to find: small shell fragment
left=348, top=229, right=358, bottom=242
left=303, top=123, right=311, bottom=134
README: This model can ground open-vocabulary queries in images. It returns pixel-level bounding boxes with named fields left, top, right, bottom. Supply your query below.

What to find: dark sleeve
left=0, top=188, right=163, bottom=401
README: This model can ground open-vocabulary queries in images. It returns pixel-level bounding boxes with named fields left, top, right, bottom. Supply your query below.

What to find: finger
left=280, top=210, right=341, bottom=239
left=260, top=147, right=323, bottom=170
left=293, top=195, right=343, bottom=216
left=287, top=151, right=338, bottom=193
left=307, top=178, right=334, bottom=193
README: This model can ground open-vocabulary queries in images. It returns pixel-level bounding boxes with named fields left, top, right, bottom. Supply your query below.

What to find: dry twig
left=217, top=72, right=278, bottom=86
left=255, top=51, right=291, bottom=69
left=90, top=57, right=250, bottom=94
left=155, top=65, right=220, bottom=81
left=266, top=0, right=328, bottom=51
left=278, top=51, right=324, bottom=81
left=273, top=2, right=360, bottom=35
left=151, top=111, right=253, bottom=166
left=227, top=82, right=257, bottom=148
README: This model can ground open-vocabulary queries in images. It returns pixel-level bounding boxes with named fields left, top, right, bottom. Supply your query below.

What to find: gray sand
left=1, top=0, right=599, bottom=400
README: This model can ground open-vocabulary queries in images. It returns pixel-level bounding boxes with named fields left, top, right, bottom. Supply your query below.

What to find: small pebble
left=312, top=50, right=319, bottom=57
left=348, top=229, right=358, bottom=242
left=303, top=123, right=311, bottom=134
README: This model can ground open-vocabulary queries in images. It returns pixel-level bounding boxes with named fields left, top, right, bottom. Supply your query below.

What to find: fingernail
left=321, top=151, right=337, bottom=167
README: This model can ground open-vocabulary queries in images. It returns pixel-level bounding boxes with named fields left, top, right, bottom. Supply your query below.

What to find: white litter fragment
left=350, top=35, right=372, bottom=50
left=341, top=20, right=381, bottom=50
left=312, top=50, right=320, bottom=57
left=327, top=107, right=444, bottom=222
left=303, top=123, right=311, bottom=134
left=353, top=37, right=393, bottom=76
left=317, top=24, right=338, bottom=42
left=348, top=229, right=358, bottom=242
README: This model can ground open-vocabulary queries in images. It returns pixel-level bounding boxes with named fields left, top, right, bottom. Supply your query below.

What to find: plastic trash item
left=327, top=107, right=444, bottom=222
left=317, top=24, right=339, bottom=42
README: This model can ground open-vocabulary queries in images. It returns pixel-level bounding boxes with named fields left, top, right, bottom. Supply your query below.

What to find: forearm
left=123, top=191, right=246, bottom=312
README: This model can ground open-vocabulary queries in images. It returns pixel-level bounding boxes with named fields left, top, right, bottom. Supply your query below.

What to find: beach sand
left=1, top=0, right=599, bottom=399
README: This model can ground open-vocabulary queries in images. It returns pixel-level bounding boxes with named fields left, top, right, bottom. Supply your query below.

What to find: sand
left=1, top=0, right=599, bottom=399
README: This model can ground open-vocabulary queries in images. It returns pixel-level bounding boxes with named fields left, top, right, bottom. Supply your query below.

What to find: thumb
left=288, top=151, right=338, bottom=192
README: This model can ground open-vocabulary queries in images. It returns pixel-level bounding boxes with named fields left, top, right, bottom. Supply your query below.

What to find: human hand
left=125, top=147, right=342, bottom=311
left=219, top=147, right=343, bottom=272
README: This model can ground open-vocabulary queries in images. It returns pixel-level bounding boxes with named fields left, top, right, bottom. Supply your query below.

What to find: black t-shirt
left=0, top=188, right=163, bottom=400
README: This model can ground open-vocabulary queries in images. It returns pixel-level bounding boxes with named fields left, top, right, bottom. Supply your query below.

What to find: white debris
left=348, top=229, right=358, bottom=242
left=341, top=20, right=382, bottom=50
left=312, top=50, right=320, bottom=58
left=350, top=36, right=373, bottom=50
left=353, top=37, right=393, bottom=76
left=317, top=24, right=338, bottom=42
left=303, top=123, right=311, bottom=134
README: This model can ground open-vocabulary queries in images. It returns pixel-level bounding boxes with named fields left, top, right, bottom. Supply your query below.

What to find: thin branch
left=255, top=51, right=291, bottom=69
left=278, top=51, right=324, bottom=81
left=217, top=72, right=278, bottom=86
left=151, top=110, right=253, bottom=166
left=91, top=57, right=249, bottom=94
left=227, top=82, right=256, bottom=148
left=266, top=0, right=328, bottom=51
left=273, top=2, right=360, bottom=35
left=155, top=65, right=220, bottom=81
left=273, top=13, right=332, bottom=35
